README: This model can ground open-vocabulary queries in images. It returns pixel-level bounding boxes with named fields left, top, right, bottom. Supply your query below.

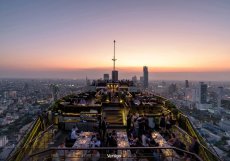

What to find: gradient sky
left=1, top=0, right=230, bottom=80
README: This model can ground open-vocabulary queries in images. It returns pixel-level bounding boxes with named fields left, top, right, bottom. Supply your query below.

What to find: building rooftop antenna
left=112, top=40, right=117, bottom=71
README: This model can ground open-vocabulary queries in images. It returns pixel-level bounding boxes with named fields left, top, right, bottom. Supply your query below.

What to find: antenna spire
left=112, top=40, right=117, bottom=70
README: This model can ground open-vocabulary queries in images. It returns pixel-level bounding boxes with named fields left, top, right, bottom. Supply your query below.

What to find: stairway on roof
left=103, top=106, right=125, bottom=129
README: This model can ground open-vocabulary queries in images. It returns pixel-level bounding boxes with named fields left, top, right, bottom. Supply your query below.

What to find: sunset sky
left=1, top=0, right=230, bottom=80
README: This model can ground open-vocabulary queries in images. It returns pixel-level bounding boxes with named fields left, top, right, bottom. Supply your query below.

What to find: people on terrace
left=101, top=117, right=107, bottom=139
left=71, top=125, right=78, bottom=132
left=51, top=149, right=60, bottom=161
left=167, top=133, right=178, bottom=146
left=159, top=113, right=166, bottom=132
left=70, top=128, right=78, bottom=141
left=91, top=148, right=100, bottom=161
left=141, top=132, right=149, bottom=147
left=57, top=142, right=66, bottom=157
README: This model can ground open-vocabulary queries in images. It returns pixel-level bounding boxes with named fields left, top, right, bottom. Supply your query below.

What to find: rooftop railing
left=26, top=147, right=203, bottom=161
left=7, top=93, right=223, bottom=161
left=154, top=95, right=222, bottom=161
left=6, top=116, right=55, bottom=161
left=177, top=113, right=222, bottom=161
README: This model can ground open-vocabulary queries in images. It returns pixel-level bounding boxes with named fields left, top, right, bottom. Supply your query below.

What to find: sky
left=1, top=0, right=230, bottom=80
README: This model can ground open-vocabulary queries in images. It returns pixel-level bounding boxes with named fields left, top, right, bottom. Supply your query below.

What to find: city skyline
left=1, top=0, right=230, bottom=80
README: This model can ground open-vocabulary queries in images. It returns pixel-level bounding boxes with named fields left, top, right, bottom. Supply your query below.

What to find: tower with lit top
left=112, top=40, right=118, bottom=82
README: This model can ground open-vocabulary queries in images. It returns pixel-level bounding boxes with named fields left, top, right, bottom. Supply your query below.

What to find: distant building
left=168, top=83, right=177, bottom=94
left=23, top=83, right=29, bottom=95
left=9, top=91, right=17, bottom=98
left=199, top=82, right=207, bottom=104
left=86, top=77, right=91, bottom=86
left=112, top=70, right=118, bottom=82
left=219, top=119, right=230, bottom=132
left=185, top=88, right=197, bottom=102
left=0, top=136, right=8, bottom=148
left=51, top=84, right=59, bottom=101
left=132, top=76, right=137, bottom=84
left=4, top=91, right=8, bottom=99
left=200, top=128, right=221, bottom=143
left=143, top=66, right=148, bottom=88
left=185, top=80, right=189, bottom=88
left=195, top=82, right=212, bottom=110
left=128, top=86, right=138, bottom=92
left=196, top=103, right=212, bottom=110
left=184, top=87, right=198, bottom=103
left=140, top=76, right=144, bottom=84
left=103, top=74, right=109, bottom=81
left=222, top=99, right=230, bottom=110
left=217, top=86, right=223, bottom=108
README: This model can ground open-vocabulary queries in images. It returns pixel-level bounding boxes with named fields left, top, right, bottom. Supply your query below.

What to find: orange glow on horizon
left=3, top=65, right=229, bottom=73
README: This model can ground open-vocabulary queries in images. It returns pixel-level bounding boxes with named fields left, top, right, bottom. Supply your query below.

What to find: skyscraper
left=112, top=71, right=118, bottom=82
left=185, top=80, right=189, bottom=88
left=143, top=66, right=148, bottom=88
left=199, top=82, right=207, bottom=104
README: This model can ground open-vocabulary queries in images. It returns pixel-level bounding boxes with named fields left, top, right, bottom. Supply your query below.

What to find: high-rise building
left=50, top=84, right=59, bottom=101
left=143, top=66, right=148, bottom=88
left=104, top=74, right=109, bottom=81
left=86, top=77, right=91, bottom=86
left=199, top=82, right=207, bottom=104
left=112, top=71, right=118, bottom=82
left=185, top=80, right=189, bottom=88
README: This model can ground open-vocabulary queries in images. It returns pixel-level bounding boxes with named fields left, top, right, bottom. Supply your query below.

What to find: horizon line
left=1, top=66, right=230, bottom=73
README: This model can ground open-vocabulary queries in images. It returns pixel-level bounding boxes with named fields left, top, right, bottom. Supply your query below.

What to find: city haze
left=0, top=67, right=230, bottom=81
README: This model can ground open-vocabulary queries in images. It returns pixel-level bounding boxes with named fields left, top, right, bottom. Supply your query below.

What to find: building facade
left=143, top=66, right=148, bottom=88
left=112, top=70, right=118, bottom=82
left=103, top=74, right=109, bottom=81
left=199, top=82, right=207, bottom=104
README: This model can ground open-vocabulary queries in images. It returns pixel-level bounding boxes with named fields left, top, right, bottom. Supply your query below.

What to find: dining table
left=151, top=132, right=181, bottom=161
left=116, top=131, right=133, bottom=161
left=66, top=132, right=94, bottom=161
